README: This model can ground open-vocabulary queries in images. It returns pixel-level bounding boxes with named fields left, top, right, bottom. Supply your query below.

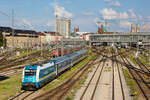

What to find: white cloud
left=51, top=2, right=72, bottom=18
left=120, top=12, right=129, bottom=19
left=109, top=1, right=120, bottom=7
left=72, top=14, right=97, bottom=32
left=46, top=21, right=55, bottom=27
left=94, top=17, right=101, bottom=26
left=100, top=8, right=118, bottom=19
left=93, top=17, right=110, bottom=27
left=100, top=8, right=131, bottom=20
left=22, top=19, right=31, bottom=26
left=128, top=9, right=136, bottom=18
left=128, top=9, right=144, bottom=23
left=104, top=0, right=120, bottom=7
left=100, top=8, right=136, bottom=29
left=138, top=15, right=143, bottom=20
left=147, top=16, right=150, bottom=19
left=22, top=19, right=34, bottom=30
left=120, top=21, right=131, bottom=28
left=46, top=22, right=52, bottom=27
left=99, top=8, right=149, bottom=30
left=15, top=22, right=23, bottom=27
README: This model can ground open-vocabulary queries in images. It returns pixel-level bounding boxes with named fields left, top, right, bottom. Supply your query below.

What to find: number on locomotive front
left=25, top=69, right=36, bottom=76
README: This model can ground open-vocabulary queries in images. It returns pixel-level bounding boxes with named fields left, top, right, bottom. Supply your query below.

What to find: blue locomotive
left=21, top=50, right=87, bottom=90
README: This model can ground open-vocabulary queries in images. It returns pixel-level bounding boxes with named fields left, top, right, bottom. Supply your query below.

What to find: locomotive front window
left=25, top=69, right=36, bottom=76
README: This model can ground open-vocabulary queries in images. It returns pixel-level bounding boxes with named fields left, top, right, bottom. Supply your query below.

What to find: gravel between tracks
left=74, top=49, right=131, bottom=100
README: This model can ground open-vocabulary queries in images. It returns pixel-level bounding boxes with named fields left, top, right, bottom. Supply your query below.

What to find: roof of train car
left=66, top=49, right=87, bottom=57
left=66, top=52, right=78, bottom=57
left=28, top=60, right=50, bottom=67
left=50, top=55, right=69, bottom=63
left=50, top=49, right=87, bottom=64
left=24, top=61, right=51, bottom=70
left=76, top=49, right=87, bottom=54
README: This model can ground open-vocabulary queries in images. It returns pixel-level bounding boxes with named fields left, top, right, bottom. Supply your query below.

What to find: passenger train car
left=21, top=49, right=87, bottom=90
left=52, top=46, right=82, bottom=57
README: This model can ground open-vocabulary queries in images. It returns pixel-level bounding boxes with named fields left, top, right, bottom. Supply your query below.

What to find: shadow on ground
left=0, top=75, right=9, bottom=81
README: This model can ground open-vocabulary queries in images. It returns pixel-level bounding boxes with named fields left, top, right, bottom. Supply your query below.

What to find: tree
left=0, top=33, right=3, bottom=47
left=0, top=32, right=6, bottom=47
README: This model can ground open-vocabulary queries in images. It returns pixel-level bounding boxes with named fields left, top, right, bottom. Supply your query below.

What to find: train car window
left=57, top=64, right=59, bottom=68
left=67, top=60, right=70, bottom=64
left=43, top=60, right=49, bottom=64
left=62, top=62, right=64, bottom=67
left=60, top=64, right=61, bottom=68
left=56, top=64, right=59, bottom=69
left=61, top=62, right=64, bottom=68
left=57, top=63, right=61, bottom=68
left=74, top=57, right=77, bottom=61
left=50, top=66, right=54, bottom=72
left=25, top=70, right=36, bottom=76
left=56, top=64, right=58, bottom=68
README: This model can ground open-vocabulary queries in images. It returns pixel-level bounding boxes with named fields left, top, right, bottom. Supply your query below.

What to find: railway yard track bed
left=3, top=52, right=96, bottom=100
left=31, top=54, right=97, bottom=100
left=73, top=50, right=131, bottom=100
left=1, top=47, right=150, bottom=100
left=119, top=49, right=150, bottom=100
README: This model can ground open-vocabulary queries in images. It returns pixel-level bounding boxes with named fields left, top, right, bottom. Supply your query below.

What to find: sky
left=0, top=0, right=150, bottom=32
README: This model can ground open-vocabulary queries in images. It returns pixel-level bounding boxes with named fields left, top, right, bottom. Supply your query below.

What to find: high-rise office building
left=55, top=18, right=71, bottom=38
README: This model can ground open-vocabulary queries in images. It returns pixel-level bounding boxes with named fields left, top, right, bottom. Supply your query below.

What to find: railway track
left=0, top=51, right=40, bottom=70
left=0, top=49, right=23, bottom=65
left=5, top=47, right=130, bottom=100
left=0, top=69, right=22, bottom=77
left=119, top=50, right=150, bottom=100
left=77, top=48, right=127, bottom=100
left=94, top=47, right=132, bottom=60
left=134, top=58, right=150, bottom=75
left=115, top=58, right=125, bottom=100
left=0, top=52, right=12, bottom=65
left=0, top=50, right=50, bottom=79
left=0, top=48, right=86, bottom=77
left=0, top=49, right=51, bottom=72
left=32, top=54, right=99, bottom=100
left=0, top=46, right=67, bottom=72
left=113, top=50, right=126, bottom=100
left=111, top=51, right=115, bottom=100
left=79, top=57, right=106, bottom=100
left=4, top=48, right=94, bottom=100
left=8, top=90, right=35, bottom=100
